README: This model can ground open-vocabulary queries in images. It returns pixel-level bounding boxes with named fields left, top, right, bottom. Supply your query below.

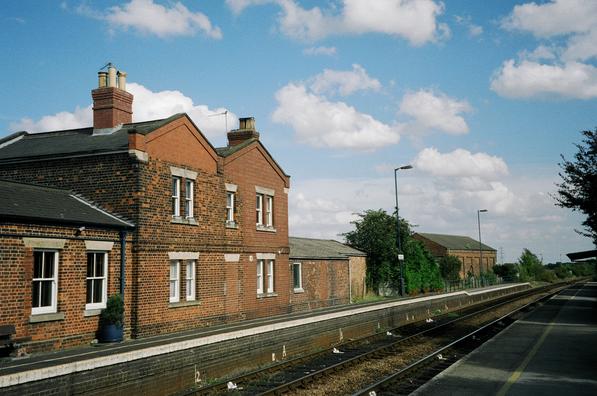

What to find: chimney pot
left=117, top=71, right=127, bottom=90
left=108, top=65, right=117, bottom=88
left=239, top=117, right=255, bottom=130
left=98, top=72, right=108, bottom=88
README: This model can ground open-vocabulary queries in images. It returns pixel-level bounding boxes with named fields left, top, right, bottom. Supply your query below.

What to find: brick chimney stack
left=227, top=117, right=260, bottom=147
left=92, top=63, right=133, bottom=130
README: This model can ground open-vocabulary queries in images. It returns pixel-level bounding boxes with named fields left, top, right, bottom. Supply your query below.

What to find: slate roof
left=289, top=237, right=366, bottom=260
left=0, top=180, right=134, bottom=229
left=566, top=249, right=597, bottom=262
left=0, top=114, right=185, bottom=163
left=415, top=232, right=496, bottom=251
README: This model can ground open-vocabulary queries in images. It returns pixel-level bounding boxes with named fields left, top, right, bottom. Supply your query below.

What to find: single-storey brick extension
left=0, top=65, right=365, bottom=353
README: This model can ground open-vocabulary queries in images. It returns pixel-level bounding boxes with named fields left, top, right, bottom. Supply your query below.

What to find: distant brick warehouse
left=413, top=232, right=497, bottom=278
left=0, top=65, right=363, bottom=352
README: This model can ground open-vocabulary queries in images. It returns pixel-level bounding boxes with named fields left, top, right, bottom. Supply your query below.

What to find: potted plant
left=97, top=294, right=124, bottom=343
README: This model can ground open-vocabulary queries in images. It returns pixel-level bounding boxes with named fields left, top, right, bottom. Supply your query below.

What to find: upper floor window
left=265, top=196, right=273, bottom=227
left=185, top=180, right=194, bottom=219
left=86, top=252, right=108, bottom=309
left=256, top=194, right=263, bottom=225
left=256, top=186, right=275, bottom=230
left=226, top=192, right=235, bottom=223
left=172, top=177, right=181, bottom=217
left=32, top=250, right=58, bottom=315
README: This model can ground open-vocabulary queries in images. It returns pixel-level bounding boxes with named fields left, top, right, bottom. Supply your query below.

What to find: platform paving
left=414, top=281, right=597, bottom=396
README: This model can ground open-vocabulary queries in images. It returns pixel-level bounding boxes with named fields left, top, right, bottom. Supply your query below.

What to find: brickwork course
left=0, top=66, right=366, bottom=353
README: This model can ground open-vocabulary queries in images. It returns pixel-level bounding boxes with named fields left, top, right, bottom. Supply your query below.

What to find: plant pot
left=97, top=323, right=123, bottom=343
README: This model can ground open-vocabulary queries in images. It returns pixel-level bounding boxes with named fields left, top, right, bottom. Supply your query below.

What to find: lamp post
left=394, top=165, right=413, bottom=296
left=477, top=209, right=488, bottom=285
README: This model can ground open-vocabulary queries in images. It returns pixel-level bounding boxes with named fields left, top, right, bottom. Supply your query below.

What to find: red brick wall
left=0, top=223, right=132, bottom=353
left=289, top=259, right=350, bottom=311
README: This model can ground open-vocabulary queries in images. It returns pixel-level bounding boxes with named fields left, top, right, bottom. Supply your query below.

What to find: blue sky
left=1, top=0, right=596, bottom=263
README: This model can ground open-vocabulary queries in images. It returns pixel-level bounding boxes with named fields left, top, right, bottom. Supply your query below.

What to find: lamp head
left=395, top=165, right=413, bottom=171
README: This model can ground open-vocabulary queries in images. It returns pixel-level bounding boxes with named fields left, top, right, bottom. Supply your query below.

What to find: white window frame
left=257, top=259, right=264, bottom=294
left=292, top=262, right=303, bottom=291
left=32, top=250, right=59, bottom=315
left=186, top=260, right=196, bottom=301
left=266, top=196, right=273, bottom=227
left=267, top=260, right=275, bottom=293
left=172, top=177, right=181, bottom=217
left=256, top=194, right=263, bottom=225
left=85, top=252, right=108, bottom=310
left=226, top=191, right=235, bottom=223
left=185, top=179, right=194, bottom=219
left=169, top=260, right=180, bottom=303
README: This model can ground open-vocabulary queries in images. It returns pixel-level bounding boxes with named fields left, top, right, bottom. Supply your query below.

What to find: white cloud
left=80, top=0, right=222, bottom=39
left=309, top=64, right=381, bottom=96
left=226, top=0, right=272, bottom=15
left=399, top=90, right=472, bottom=134
left=233, top=0, right=447, bottom=46
left=563, top=29, right=597, bottom=61
left=9, top=83, right=236, bottom=139
left=272, top=83, right=400, bottom=151
left=302, top=46, right=337, bottom=56
left=455, top=15, right=483, bottom=38
left=490, top=59, right=597, bottom=99
left=501, top=0, right=597, bottom=38
left=413, top=148, right=509, bottom=179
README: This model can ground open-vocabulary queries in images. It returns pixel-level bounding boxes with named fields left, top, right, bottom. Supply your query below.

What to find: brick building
left=413, top=232, right=497, bottom=278
left=289, top=237, right=367, bottom=310
left=0, top=65, right=355, bottom=352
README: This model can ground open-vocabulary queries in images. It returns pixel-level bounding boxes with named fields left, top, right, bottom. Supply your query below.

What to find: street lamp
left=395, top=165, right=413, bottom=296
left=477, top=209, right=488, bottom=285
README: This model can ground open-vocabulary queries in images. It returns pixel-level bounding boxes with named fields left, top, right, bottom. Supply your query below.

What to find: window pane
left=170, top=281, right=176, bottom=298
left=172, top=178, right=178, bottom=195
left=32, top=281, right=40, bottom=308
left=34, top=252, right=43, bottom=278
left=86, top=279, right=93, bottom=304
left=186, top=181, right=193, bottom=199
left=43, top=252, right=54, bottom=278
left=293, top=264, right=300, bottom=289
left=40, top=280, right=53, bottom=307
left=87, top=254, right=94, bottom=277
left=95, top=254, right=104, bottom=277
left=170, top=262, right=177, bottom=279
left=227, top=193, right=232, bottom=207
left=93, top=279, right=103, bottom=303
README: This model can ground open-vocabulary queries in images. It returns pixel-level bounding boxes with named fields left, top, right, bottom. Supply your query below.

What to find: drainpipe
left=119, top=230, right=127, bottom=296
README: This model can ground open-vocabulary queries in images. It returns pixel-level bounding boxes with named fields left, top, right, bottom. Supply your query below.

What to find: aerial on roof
left=0, top=114, right=185, bottom=163
left=0, top=179, right=134, bottom=229
left=289, top=236, right=366, bottom=260
left=415, top=232, right=496, bottom=251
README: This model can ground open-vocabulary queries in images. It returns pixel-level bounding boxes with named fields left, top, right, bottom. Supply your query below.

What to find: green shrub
left=100, top=294, right=124, bottom=326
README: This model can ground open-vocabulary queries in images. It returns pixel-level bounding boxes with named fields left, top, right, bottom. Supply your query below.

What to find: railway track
left=188, top=282, right=571, bottom=396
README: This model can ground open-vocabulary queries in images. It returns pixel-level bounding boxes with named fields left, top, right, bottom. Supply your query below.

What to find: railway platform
left=414, top=282, right=597, bottom=395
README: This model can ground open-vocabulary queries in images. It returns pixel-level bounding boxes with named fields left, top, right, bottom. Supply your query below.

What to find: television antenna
left=208, top=110, right=229, bottom=133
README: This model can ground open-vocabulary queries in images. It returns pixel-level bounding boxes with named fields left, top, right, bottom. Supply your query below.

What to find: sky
left=1, top=0, right=595, bottom=263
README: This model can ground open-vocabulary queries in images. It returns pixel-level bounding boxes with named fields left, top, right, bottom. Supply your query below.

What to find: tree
left=517, top=249, right=544, bottom=282
left=555, top=129, right=597, bottom=245
left=439, top=255, right=462, bottom=281
left=492, top=263, right=518, bottom=281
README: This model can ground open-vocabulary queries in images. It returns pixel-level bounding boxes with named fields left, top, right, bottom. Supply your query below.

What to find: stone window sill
left=256, top=225, right=276, bottom=233
left=293, top=288, right=304, bottom=294
left=171, top=217, right=198, bottom=226
left=225, top=221, right=238, bottom=229
left=84, top=309, right=102, bottom=317
left=168, top=300, right=201, bottom=309
left=257, top=292, right=278, bottom=299
left=29, top=312, right=65, bottom=324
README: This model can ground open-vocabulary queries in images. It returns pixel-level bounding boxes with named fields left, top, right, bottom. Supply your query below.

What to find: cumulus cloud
left=302, top=46, right=337, bottom=56
left=79, top=0, right=222, bottom=39
left=454, top=15, right=483, bottom=38
left=399, top=90, right=472, bottom=135
left=490, top=59, right=597, bottom=99
left=231, top=0, right=447, bottom=46
left=9, top=82, right=236, bottom=138
left=272, top=83, right=400, bottom=150
left=413, top=148, right=509, bottom=179
left=309, top=64, right=381, bottom=96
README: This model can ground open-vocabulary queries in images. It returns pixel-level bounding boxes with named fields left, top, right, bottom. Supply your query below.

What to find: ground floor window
left=32, top=250, right=58, bottom=314
left=86, top=252, right=107, bottom=309
left=292, top=262, right=302, bottom=291
left=186, top=260, right=196, bottom=301
left=170, top=260, right=180, bottom=302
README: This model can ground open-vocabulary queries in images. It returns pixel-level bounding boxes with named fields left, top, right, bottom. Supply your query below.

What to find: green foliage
left=100, top=294, right=124, bottom=326
left=492, top=263, right=519, bottom=280
left=555, top=129, right=597, bottom=246
left=439, top=255, right=462, bottom=281
left=344, top=209, right=442, bottom=294
left=517, top=248, right=545, bottom=282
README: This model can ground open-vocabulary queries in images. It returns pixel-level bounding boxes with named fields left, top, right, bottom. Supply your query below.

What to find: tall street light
left=477, top=209, right=488, bottom=285
left=395, top=165, right=413, bottom=296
